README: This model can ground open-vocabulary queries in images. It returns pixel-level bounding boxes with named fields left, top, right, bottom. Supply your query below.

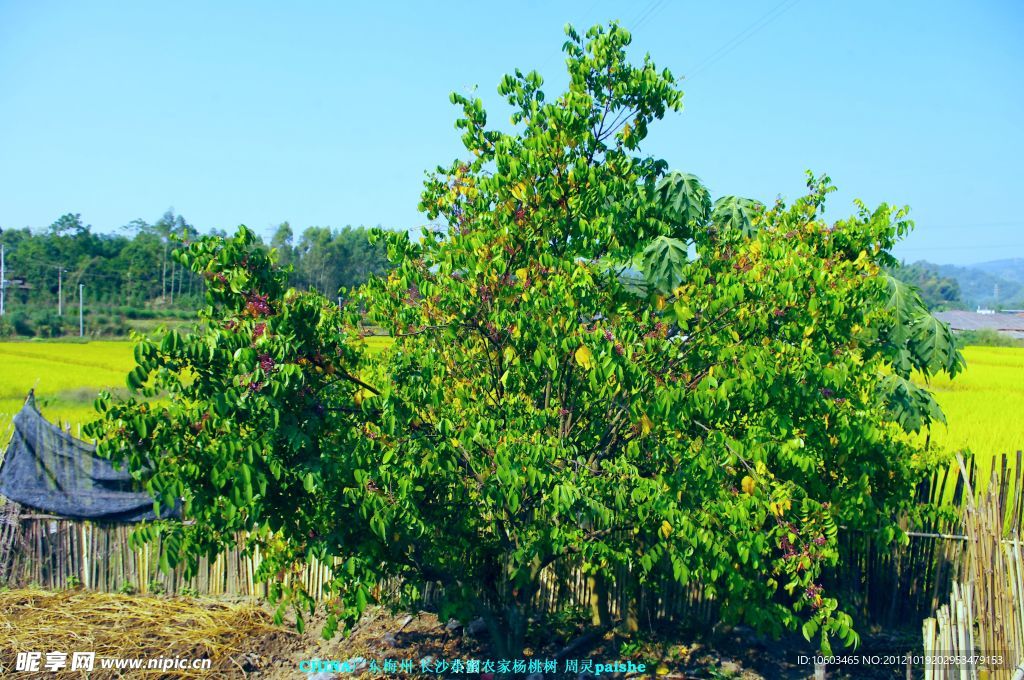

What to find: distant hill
left=888, top=261, right=964, bottom=310
left=910, top=259, right=1024, bottom=309
left=969, top=258, right=1024, bottom=286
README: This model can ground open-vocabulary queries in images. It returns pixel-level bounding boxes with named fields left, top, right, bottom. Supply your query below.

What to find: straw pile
left=0, top=588, right=290, bottom=678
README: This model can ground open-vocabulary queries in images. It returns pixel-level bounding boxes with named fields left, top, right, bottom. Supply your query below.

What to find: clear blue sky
left=1, top=1, right=1021, bottom=265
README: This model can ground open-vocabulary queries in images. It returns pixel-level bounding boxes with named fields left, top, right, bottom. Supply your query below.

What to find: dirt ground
left=0, top=589, right=926, bottom=679
left=246, top=605, right=923, bottom=679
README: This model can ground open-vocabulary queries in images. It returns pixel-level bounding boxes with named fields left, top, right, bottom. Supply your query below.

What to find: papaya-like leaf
left=877, top=373, right=946, bottom=433
left=909, top=313, right=965, bottom=378
left=880, top=273, right=964, bottom=378
left=711, top=195, right=763, bottom=237
left=654, top=171, right=711, bottom=237
left=641, top=235, right=688, bottom=294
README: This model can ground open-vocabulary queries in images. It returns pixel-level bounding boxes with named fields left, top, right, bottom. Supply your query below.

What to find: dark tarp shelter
left=0, top=394, right=177, bottom=522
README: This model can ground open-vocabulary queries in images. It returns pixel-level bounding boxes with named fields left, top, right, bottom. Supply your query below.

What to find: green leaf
left=881, top=274, right=922, bottom=346
left=356, top=587, right=367, bottom=614
left=654, top=171, right=711, bottom=236
left=213, top=393, right=229, bottom=417
left=126, top=366, right=146, bottom=390
left=711, top=196, right=762, bottom=237
left=909, top=313, right=964, bottom=377
left=641, top=236, right=688, bottom=294
left=880, top=273, right=964, bottom=378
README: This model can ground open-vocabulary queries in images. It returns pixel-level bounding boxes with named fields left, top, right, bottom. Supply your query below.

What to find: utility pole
left=79, top=284, right=84, bottom=337
left=57, top=267, right=64, bottom=316
left=1, top=243, right=6, bottom=316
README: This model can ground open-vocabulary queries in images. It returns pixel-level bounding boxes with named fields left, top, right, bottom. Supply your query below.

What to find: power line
left=632, top=0, right=669, bottom=31
left=626, top=0, right=662, bottom=29
left=914, top=221, right=1024, bottom=231
left=684, top=0, right=803, bottom=81
left=896, top=244, right=1023, bottom=252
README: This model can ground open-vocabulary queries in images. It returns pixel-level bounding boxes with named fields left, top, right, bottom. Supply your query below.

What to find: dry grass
left=0, top=589, right=289, bottom=678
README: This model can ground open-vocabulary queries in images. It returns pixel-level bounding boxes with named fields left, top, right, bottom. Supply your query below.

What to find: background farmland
left=1, top=340, right=1021, bottom=473
left=0, top=337, right=391, bottom=441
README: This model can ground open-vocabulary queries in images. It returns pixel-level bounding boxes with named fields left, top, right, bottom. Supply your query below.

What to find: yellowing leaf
left=741, top=475, right=756, bottom=495
left=515, top=267, right=529, bottom=281
left=660, top=520, right=672, bottom=539
left=640, top=414, right=654, bottom=436
left=574, top=345, right=594, bottom=370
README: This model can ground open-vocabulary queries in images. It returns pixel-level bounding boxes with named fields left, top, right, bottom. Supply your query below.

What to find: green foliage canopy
left=87, top=22, right=963, bottom=657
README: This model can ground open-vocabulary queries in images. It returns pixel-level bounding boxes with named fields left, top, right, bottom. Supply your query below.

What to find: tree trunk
left=620, top=567, right=640, bottom=634
left=477, top=600, right=529, bottom=665
left=161, top=244, right=167, bottom=302
left=588, top=573, right=612, bottom=628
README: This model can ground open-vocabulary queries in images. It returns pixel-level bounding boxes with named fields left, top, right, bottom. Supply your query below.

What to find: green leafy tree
left=270, top=222, right=296, bottom=271
left=360, top=25, right=962, bottom=653
left=87, top=22, right=962, bottom=658
left=86, top=227, right=371, bottom=633
left=48, top=213, right=89, bottom=238
left=291, top=225, right=389, bottom=296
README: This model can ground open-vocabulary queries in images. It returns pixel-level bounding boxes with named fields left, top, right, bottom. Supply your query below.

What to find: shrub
left=89, top=23, right=962, bottom=656
left=956, top=329, right=1024, bottom=348
left=30, top=310, right=65, bottom=338
left=10, top=311, right=34, bottom=336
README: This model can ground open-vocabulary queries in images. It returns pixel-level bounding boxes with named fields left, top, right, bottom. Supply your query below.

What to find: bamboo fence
left=0, top=451, right=1021, bottom=634
left=821, top=451, right=981, bottom=628
left=921, top=454, right=1024, bottom=680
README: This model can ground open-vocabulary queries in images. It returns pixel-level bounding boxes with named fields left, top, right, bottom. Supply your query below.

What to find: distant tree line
left=887, top=260, right=964, bottom=311
left=0, top=211, right=391, bottom=337
left=888, top=259, right=1024, bottom=311
left=268, top=222, right=391, bottom=300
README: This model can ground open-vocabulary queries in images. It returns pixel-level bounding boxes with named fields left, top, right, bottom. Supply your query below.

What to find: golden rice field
left=1, top=340, right=1022, bottom=471
left=0, top=337, right=391, bottom=441
left=920, top=346, right=1024, bottom=458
